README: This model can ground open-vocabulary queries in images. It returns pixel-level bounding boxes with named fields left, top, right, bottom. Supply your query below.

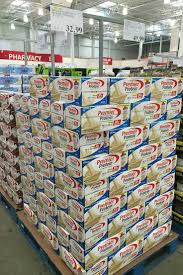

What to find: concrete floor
left=0, top=204, right=183, bottom=275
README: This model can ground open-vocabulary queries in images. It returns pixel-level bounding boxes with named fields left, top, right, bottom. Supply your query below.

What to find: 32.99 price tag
left=51, top=6, right=83, bottom=34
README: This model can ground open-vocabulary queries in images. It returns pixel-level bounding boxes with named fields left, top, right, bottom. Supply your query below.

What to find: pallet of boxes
left=17, top=75, right=182, bottom=275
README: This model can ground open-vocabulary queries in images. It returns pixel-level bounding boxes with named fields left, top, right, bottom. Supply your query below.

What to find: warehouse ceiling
left=0, top=0, right=182, bottom=42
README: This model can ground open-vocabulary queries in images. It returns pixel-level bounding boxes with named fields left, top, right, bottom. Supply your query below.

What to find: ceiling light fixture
left=99, top=1, right=116, bottom=8
left=115, top=31, right=120, bottom=37
left=11, top=0, right=24, bottom=6
left=23, top=14, right=28, bottom=23
left=10, top=23, right=15, bottom=30
left=114, top=37, right=118, bottom=43
left=164, top=0, right=170, bottom=4
left=89, top=18, right=94, bottom=25
left=38, top=7, right=44, bottom=16
left=123, top=6, right=128, bottom=15
left=104, top=22, right=109, bottom=25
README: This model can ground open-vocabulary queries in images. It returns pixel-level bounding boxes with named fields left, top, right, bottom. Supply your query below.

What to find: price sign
left=50, top=5, right=83, bottom=34
left=124, top=19, right=145, bottom=42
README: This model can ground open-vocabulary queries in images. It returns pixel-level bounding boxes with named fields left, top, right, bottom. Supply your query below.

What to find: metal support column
left=108, top=40, right=111, bottom=57
left=138, top=40, right=143, bottom=60
left=92, top=36, right=95, bottom=58
left=99, top=20, right=103, bottom=76
left=50, top=31, right=55, bottom=76
left=24, top=40, right=28, bottom=66
left=159, top=35, right=163, bottom=53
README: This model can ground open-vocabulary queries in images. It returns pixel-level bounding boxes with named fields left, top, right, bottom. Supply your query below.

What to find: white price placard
left=124, top=19, right=145, bottom=42
left=50, top=6, right=83, bottom=34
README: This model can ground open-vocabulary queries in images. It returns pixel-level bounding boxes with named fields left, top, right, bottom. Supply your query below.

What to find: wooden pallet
left=17, top=210, right=73, bottom=275
left=0, top=186, right=22, bottom=222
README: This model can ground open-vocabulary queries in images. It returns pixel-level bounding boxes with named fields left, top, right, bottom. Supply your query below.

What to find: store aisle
left=0, top=203, right=183, bottom=275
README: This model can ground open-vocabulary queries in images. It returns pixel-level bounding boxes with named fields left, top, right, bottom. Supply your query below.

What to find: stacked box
left=0, top=92, right=23, bottom=207
left=17, top=76, right=181, bottom=275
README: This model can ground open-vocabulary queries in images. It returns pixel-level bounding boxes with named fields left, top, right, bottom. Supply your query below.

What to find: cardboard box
left=66, top=153, right=127, bottom=184
left=55, top=187, right=68, bottom=213
left=37, top=192, right=57, bottom=217
left=150, top=78, right=180, bottom=100
left=109, top=166, right=147, bottom=197
left=38, top=222, right=59, bottom=251
left=64, top=104, right=130, bottom=134
left=162, top=138, right=176, bottom=158
left=109, top=124, right=149, bottom=154
left=49, top=77, right=75, bottom=102
left=143, top=221, right=172, bottom=253
left=108, top=204, right=144, bottom=237
left=149, top=119, right=180, bottom=144
left=145, top=190, right=174, bottom=217
left=160, top=172, right=175, bottom=194
left=29, top=75, right=50, bottom=100
left=51, top=127, right=107, bottom=158
left=31, top=118, right=51, bottom=141
left=130, top=100, right=167, bottom=126
left=158, top=206, right=172, bottom=226
left=24, top=203, right=38, bottom=226
left=126, top=215, right=158, bottom=245
left=109, top=77, right=150, bottom=104
left=166, top=97, right=182, bottom=120
left=147, top=155, right=177, bottom=182
left=128, top=143, right=162, bottom=170
left=127, top=180, right=160, bottom=208
left=108, top=238, right=144, bottom=275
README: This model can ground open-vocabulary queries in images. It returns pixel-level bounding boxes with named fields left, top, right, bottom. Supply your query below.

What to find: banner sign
left=103, top=57, right=113, bottom=65
left=124, top=19, right=145, bottom=42
left=0, top=50, right=63, bottom=63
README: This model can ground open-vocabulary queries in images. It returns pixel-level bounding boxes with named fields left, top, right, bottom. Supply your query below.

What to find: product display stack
left=18, top=75, right=182, bottom=275
left=0, top=65, right=34, bottom=207
left=173, top=102, right=183, bottom=223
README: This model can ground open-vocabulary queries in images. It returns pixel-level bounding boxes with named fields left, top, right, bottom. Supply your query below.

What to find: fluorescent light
left=114, top=37, right=118, bottom=43
left=23, top=14, right=28, bottom=23
left=38, top=7, right=44, bottom=16
left=115, top=31, right=120, bottom=37
left=171, top=0, right=183, bottom=7
left=164, top=0, right=170, bottom=4
left=11, top=0, right=24, bottom=6
left=89, top=18, right=94, bottom=25
left=10, top=23, right=15, bottom=30
left=123, top=6, right=128, bottom=15
left=169, top=19, right=175, bottom=26
left=99, top=1, right=116, bottom=8
left=104, top=22, right=109, bottom=25
left=66, top=0, right=73, bottom=2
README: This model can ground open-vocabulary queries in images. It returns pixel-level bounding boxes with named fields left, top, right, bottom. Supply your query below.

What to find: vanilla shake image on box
left=65, top=104, right=130, bottom=134
left=130, top=100, right=167, bottom=126
left=126, top=215, right=158, bottom=245
left=128, top=180, right=160, bottom=208
left=109, top=166, right=147, bottom=197
left=108, top=238, right=144, bottom=275
left=49, top=77, right=75, bottom=102
left=149, top=119, right=180, bottom=144
left=108, top=204, right=144, bottom=237
left=147, top=155, right=177, bottom=182
left=145, top=190, right=174, bottom=217
left=143, top=221, right=172, bottom=252
left=151, top=78, right=179, bottom=101
left=109, top=124, right=149, bottom=154
left=128, top=143, right=162, bottom=170
left=77, top=77, right=108, bottom=107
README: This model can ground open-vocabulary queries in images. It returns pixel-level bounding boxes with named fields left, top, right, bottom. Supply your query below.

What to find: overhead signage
left=0, top=50, right=63, bottom=63
left=103, top=57, right=113, bottom=65
left=51, top=5, right=83, bottom=34
left=124, top=19, right=145, bottom=42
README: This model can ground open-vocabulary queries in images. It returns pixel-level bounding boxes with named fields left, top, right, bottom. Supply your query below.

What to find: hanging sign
left=0, top=50, right=63, bottom=63
left=50, top=5, right=83, bottom=34
left=124, top=19, right=145, bottom=42
left=103, top=57, right=113, bottom=65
